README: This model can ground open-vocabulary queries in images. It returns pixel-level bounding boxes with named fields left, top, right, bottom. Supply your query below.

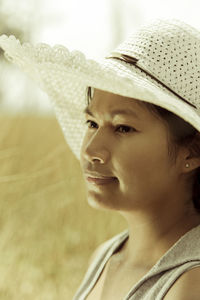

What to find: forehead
left=88, top=88, right=151, bottom=118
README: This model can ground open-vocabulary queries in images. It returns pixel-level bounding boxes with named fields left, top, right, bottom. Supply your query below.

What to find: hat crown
left=113, top=19, right=200, bottom=109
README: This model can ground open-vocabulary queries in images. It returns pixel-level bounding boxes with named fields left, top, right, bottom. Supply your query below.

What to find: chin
left=87, top=195, right=117, bottom=211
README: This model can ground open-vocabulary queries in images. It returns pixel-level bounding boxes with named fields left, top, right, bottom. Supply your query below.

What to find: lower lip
left=86, top=177, right=117, bottom=185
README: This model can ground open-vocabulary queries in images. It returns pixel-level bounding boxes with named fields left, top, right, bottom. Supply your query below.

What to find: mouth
left=84, top=171, right=117, bottom=179
left=86, top=176, right=117, bottom=185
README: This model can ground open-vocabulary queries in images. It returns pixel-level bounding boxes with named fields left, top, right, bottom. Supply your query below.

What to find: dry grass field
left=0, top=114, right=126, bottom=299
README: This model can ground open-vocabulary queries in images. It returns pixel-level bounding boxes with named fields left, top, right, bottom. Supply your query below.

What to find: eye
left=116, top=125, right=134, bottom=133
left=85, top=120, right=98, bottom=129
left=85, top=120, right=136, bottom=134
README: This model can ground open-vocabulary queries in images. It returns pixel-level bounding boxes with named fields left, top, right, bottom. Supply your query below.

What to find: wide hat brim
left=0, top=34, right=200, bottom=161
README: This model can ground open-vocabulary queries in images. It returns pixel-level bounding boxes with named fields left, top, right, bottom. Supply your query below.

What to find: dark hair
left=86, top=87, right=200, bottom=213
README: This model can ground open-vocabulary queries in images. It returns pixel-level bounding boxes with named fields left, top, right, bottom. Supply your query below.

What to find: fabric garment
left=73, top=224, right=200, bottom=299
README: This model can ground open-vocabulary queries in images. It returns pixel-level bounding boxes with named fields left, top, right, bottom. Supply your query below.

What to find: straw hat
left=0, top=18, right=199, bottom=161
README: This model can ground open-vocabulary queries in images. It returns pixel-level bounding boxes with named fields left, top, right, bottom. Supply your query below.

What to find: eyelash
left=85, top=120, right=136, bottom=134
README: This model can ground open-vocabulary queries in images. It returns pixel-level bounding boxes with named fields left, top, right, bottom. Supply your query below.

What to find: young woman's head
left=80, top=87, right=200, bottom=216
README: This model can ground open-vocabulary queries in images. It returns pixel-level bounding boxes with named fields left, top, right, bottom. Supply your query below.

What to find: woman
left=0, top=19, right=200, bottom=299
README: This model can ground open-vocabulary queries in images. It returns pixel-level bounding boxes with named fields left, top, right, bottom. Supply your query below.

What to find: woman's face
left=80, top=88, right=183, bottom=212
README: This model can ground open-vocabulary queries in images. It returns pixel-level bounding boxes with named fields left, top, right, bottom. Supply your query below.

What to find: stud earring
left=185, top=163, right=190, bottom=168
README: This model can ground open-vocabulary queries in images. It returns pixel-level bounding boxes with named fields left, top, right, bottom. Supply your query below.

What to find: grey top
left=73, top=224, right=200, bottom=300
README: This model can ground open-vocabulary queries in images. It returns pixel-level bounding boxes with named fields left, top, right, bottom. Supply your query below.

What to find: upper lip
left=84, top=171, right=116, bottom=179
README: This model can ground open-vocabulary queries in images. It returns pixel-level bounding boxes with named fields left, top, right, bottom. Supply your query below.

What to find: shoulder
left=164, top=266, right=200, bottom=300
left=88, top=230, right=128, bottom=265
left=88, top=242, right=107, bottom=265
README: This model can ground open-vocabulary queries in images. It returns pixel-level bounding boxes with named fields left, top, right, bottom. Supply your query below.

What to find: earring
left=185, top=163, right=190, bottom=168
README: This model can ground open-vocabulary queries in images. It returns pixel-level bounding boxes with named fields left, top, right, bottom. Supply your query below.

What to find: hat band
left=106, top=52, right=197, bottom=110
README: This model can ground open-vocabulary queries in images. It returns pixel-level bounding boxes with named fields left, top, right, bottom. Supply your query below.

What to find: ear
left=185, top=157, right=200, bottom=173
left=182, top=148, right=200, bottom=174
left=173, top=133, right=200, bottom=174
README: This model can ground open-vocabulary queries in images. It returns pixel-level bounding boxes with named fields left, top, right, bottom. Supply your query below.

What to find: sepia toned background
left=0, top=0, right=199, bottom=298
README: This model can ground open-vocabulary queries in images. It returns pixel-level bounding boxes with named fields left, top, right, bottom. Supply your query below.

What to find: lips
left=84, top=171, right=116, bottom=180
left=84, top=170, right=117, bottom=185
left=86, top=176, right=117, bottom=185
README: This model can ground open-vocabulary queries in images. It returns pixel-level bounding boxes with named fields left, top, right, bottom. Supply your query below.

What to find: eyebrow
left=83, top=106, right=140, bottom=119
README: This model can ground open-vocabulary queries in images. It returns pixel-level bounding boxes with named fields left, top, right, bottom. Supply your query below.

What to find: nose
left=81, top=130, right=110, bottom=164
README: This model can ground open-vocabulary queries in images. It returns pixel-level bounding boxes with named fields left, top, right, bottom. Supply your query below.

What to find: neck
left=118, top=202, right=200, bottom=268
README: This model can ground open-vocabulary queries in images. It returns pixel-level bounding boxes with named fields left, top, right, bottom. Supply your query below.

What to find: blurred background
left=0, top=0, right=199, bottom=298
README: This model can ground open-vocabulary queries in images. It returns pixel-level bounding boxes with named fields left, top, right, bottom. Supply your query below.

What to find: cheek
left=115, top=138, right=170, bottom=187
left=80, top=133, right=88, bottom=163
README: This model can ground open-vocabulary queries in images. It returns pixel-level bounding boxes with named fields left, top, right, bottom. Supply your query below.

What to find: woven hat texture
left=0, top=18, right=199, bottom=161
